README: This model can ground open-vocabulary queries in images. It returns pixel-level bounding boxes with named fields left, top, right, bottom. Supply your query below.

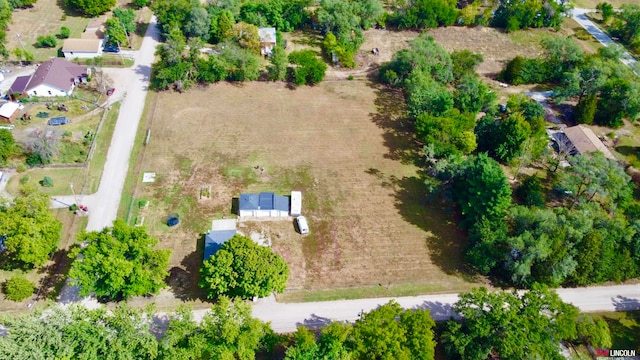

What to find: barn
left=238, top=192, right=289, bottom=217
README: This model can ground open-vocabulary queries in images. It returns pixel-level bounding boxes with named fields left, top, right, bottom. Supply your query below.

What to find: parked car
left=296, top=216, right=309, bottom=234
left=103, top=44, right=120, bottom=53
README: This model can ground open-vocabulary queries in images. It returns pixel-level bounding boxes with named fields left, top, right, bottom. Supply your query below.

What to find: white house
left=62, top=39, right=103, bottom=59
left=258, top=27, right=276, bottom=56
left=9, top=58, right=88, bottom=98
left=238, top=192, right=289, bottom=217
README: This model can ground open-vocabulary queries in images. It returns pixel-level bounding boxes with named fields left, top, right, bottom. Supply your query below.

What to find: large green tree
left=65, top=0, right=115, bottom=16
left=199, top=234, right=289, bottom=299
left=442, top=286, right=588, bottom=360
left=68, top=220, right=171, bottom=301
left=0, top=185, right=62, bottom=269
left=453, top=153, right=512, bottom=224
left=159, top=297, right=268, bottom=359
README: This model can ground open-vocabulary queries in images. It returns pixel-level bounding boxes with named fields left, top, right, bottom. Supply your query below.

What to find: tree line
left=0, top=285, right=612, bottom=359
left=378, top=33, right=640, bottom=288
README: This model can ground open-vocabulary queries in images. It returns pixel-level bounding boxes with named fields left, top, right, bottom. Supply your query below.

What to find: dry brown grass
left=126, top=27, right=557, bottom=303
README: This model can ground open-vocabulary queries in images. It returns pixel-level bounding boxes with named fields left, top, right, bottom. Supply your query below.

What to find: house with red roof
left=8, top=58, right=88, bottom=98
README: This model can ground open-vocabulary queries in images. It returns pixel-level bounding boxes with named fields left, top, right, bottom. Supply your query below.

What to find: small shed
left=204, top=219, right=237, bottom=261
left=62, top=38, right=104, bottom=59
left=48, top=116, right=69, bottom=126
left=290, top=191, right=302, bottom=216
left=258, top=27, right=276, bottom=56
left=238, top=192, right=289, bottom=217
left=0, top=102, right=20, bottom=124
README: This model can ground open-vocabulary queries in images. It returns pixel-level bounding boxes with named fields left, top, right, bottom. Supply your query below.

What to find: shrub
left=40, top=176, right=54, bottom=187
left=69, top=203, right=78, bottom=211
left=516, top=175, right=545, bottom=207
left=19, top=174, right=30, bottom=185
left=16, top=164, right=26, bottom=173
left=58, top=26, right=71, bottom=39
left=574, top=95, right=597, bottom=125
left=574, top=29, right=592, bottom=41
left=288, top=50, right=327, bottom=86
left=132, top=0, right=150, bottom=7
left=4, top=275, right=35, bottom=302
left=36, top=35, right=57, bottom=48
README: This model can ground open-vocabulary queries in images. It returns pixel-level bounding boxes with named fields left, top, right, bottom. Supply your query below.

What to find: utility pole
left=15, top=33, right=26, bottom=66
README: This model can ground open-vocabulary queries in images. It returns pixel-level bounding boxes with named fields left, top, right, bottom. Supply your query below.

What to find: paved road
left=571, top=8, right=638, bottom=73
left=83, top=17, right=160, bottom=231
left=240, top=284, right=640, bottom=333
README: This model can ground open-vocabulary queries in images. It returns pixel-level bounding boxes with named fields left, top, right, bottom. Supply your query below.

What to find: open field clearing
left=133, top=81, right=478, bottom=300
left=572, top=0, right=637, bottom=8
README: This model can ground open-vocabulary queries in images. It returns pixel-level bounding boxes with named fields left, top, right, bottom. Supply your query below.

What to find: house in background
left=62, top=39, right=103, bottom=59
left=548, top=124, right=616, bottom=161
left=238, top=192, right=289, bottom=217
left=258, top=27, right=276, bottom=56
left=8, top=58, right=88, bottom=98
left=0, top=102, right=20, bottom=124
left=204, top=219, right=237, bottom=261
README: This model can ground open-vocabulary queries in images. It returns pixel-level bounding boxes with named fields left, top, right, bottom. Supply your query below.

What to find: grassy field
left=0, top=209, right=87, bottom=312
left=572, top=0, right=637, bottom=8
left=589, top=311, right=640, bottom=351
left=6, top=167, right=85, bottom=196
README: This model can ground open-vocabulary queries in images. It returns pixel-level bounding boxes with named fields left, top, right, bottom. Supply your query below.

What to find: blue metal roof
left=203, top=230, right=236, bottom=261
left=239, top=192, right=290, bottom=212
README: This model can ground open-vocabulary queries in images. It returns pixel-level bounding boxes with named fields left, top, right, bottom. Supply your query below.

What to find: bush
left=16, top=164, right=26, bottom=173
left=36, top=35, right=57, bottom=48
left=516, top=175, right=545, bottom=207
left=40, top=176, right=53, bottom=187
left=288, top=50, right=327, bottom=86
left=19, top=174, right=30, bottom=185
left=4, top=275, right=35, bottom=302
left=574, top=29, right=592, bottom=41
left=574, top=95, right=598, bottom=125
left=58, top=26, right=71, bottom=39
left=501, top=56, right=548, bottom=85
left=132, top=0, right=150, bottom=7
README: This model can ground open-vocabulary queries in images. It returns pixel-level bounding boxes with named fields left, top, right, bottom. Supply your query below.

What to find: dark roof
left=239, top=192, right=289, bottom=212
left=204, top=230, right=236, bottom=261
left=9, top=75, right=31, bottom=94
left=26, top=58, right=87, bottom=92
left=48, top=116, right=69, bottom=125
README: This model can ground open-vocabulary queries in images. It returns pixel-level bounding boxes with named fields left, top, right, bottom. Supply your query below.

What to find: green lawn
left=86, top=102, right=120, bottom=193
left=7, top=168, right=85, bottom=196
left=589, top=311, right=640, bottom=351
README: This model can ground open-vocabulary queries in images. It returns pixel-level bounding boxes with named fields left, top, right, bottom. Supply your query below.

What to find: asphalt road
left=571, top=8, right=638, bottom=73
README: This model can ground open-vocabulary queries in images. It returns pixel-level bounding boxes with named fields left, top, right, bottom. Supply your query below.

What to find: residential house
left=549, top=124, right=616, bottom=161
left=8, top=58, right=88, bottom=98
left=62, top=39, right=104, bottom=59
left=238, top=192, right=289, bottom=217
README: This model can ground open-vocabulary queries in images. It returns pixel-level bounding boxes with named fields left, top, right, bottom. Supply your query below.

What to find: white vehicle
left=296, top=216, right=309, bottom=234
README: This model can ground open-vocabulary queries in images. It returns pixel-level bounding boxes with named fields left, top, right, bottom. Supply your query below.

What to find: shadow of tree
left=613, top=295, right=640, bottom=311
left=166, top=234, right=208, bottom=302
left=412, top=300, right=459, bottom=320
left=295, top=313, right=334, bottom=330
left=367, top=81, right=419, bottom=166
left=393, top=176, right=470, bottom=277
left=38, top=245, right=76, bottom=301
left=616, top=145, right=640, bottom=158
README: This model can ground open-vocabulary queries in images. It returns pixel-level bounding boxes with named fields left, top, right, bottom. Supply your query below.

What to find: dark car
left=106, top=88, right=115, bottom=96
left=103, top=44, right=120, bottom=53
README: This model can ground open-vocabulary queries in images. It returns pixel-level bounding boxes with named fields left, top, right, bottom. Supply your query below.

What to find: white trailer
left=290, top=191, right=302, bottom=216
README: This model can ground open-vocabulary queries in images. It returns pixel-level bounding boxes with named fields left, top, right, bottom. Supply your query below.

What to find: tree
left=540, top=36, right=584, bottom=81
left=415, top=110, right=476, bottom=157
left=268, top=45, right=288, bottom=81
left=22, top=128, right=60, bottom=165
left=574, top=94, right=598, bottom=124
left=219, top=42, right=261, bottom=81
left=611, top=4, right=640, bottom=46
left=451, top=50, right=483, bottom=81
left=596, top=2, right=614, bottom=23
left=159, top=298, right=268, bottom=359
left=68, top=220, right=171, bottom=301
left=558, top=152, right=632, bottom=211
left=0, top=128, right=16, bottom=165
left=227, top=22, right=260, bottom=53
left=495, top=113, right=531, bottom=163
left=8, top=0, right=37, bottom=8
left=35, top=34, right=57, bottom=48
left=0, top=184, right=62, bottom=269
left=453, top=74, right=495, bottom=114
left=132, top=0, right=150, bottom=8
left=284, top=327, right=319, bottom=360
left=199, top=234, right=289, bottom=299
left=350, top=300, right=436, bottom=360
left=57, top=26, right=71, bottom=39
left=3, top=275, right=34, bottom=301
left=184, top=6, right=211, bottom=39
left=105, top=18, right=128, bottom=47
left=442, top=286, right=580, bottom=360
left=453, top=153, right=512, bottom=224
left=0, top=304, right=159, bottom=359
left=65, top=0, right=115, bottom=16
left=39, top=176, right=53, bottom=187
left=405, top=70, right=453, bottom=117
left=288, top=50, right=328, bottom=85
left=389, top=0, right=457, bottom=29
